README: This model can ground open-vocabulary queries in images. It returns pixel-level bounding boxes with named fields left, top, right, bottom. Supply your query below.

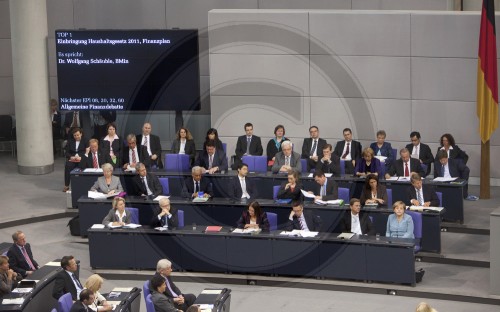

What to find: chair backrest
left=178, top=210, right=184, bottom=228
left=145, top=294, right=156, bottom=312
left=222, top=143, right=227, bottom=155
left=143, top=280, right=151, bottom=301
left=273, top=185, right=280, bottom=201
left=266, top=212, right=278, bottom=231
left=300, top=158, right=308, bottom=173
left=392, top=148, right=397, bottom=160
left=420, top=163, right=428, bottom=176
left=125, top=207, right=139, bottom=224
left=159, top=177, right=169, bottom=195
left=406, top=210, right=423, bottom=240
left=436, top=191, right=443, bottom=207
left=242, top=155, right=267, bottom=173
left=339, top=159, right=346, bottom=175
left=386, top=188, right=393, bottom=208
left=338, top=187, right=350, bottom=202
left=57, top=293, right=73, bottom=312
left=164, top=154, right=190, bottom=172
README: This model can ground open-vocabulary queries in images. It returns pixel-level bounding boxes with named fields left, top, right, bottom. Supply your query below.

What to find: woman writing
left=236, top=201, right=270, bottom=231
left=359, top=174, right=387, bottom=207
left=84, top=274, right=113, bottom=311
left=277, top=170, right=303, bottom=201
left=354, top=147, right=383, bottom=177
left=89, top=163, right=123, bottom=196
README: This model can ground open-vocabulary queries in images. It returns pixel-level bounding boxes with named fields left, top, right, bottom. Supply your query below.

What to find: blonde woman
left=84, top=274, right=113, bottom=311
left=102, top=197, right=131, bottom=226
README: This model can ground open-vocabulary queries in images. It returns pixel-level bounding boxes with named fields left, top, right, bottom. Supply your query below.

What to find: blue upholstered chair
left=266, top=212, right=278, bottom=231
left=338, top=187, right=350, bottom=203
left=57, top=293, right=73, bottom=312
left=406, top=210, right=423, bottom=252
left=159, top=177, right=169, bottom=195
left=125, top=207, right=139, bottom=224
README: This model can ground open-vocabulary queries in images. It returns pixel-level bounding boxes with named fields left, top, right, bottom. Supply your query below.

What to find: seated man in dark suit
left=407, top=173, right=440, bottom=207
left=385, top=148, right=424, bottom=179
left=285, top=201, right=322, bottom=232
left=195, top=140, right=228, bottom=174
left=132, top=162, right=163, bottom=197
left=181, top=166, right=213, bottom=199
left=406, top=131, right=434, bottom=177
left=435, top=150, right=470, bottom=198
left=7, top=231, right=39, bottom=278
left=82, top=138, right=113, bottom=169
left=333, top=128, right=362, bottom=175
left=122, top=134, right=150, bottom=170
left=69, top=289, right=95, bottom=312
left=316, top=144, right=341, bottom=176
left=52, top=255, right=83, bottom=300
left=232, top=122, right=263, bottom=170
left=151, top=198, right=179, bottom=229
left=301, top=126, right=327, bottom=172
left=150, top=259, right=196, bottom=312
left=228, top=163, right=258, bottom=201
left=340, top=198, right=375, bottom=235
left=307, top=170, right=338, bottom=201
left=137, top=122, right=163, bottom=169
left=272, top=141, right=302, bottom=173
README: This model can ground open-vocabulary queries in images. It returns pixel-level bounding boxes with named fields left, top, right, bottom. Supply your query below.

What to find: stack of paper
left=153, top=195, right=170, bottom=201
left=232, top=228, right=261, bottom=234
left=337, top=233, right=355, bottom=239
left=83, top=168, right=103, bottom=173
left=91, top=224, right=105, bottom=229
left=123, top=223, right=142, bottom=229
left=88, top=191, right=114, bottom=199
left=314, top=199, right=343, bottom=205
left=2, top=298, right=24, bottom=305
left=279, top=230, right=318, bottom=237
left=193, top=197, right=209, bottom=203
left=433, top=177, right=458, bottom=182
left=409, top=206, right=444, bottom=212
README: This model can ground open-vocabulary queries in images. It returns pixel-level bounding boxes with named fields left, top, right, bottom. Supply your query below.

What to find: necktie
left=440, top=165, right=445, bottom=177
left=321, top=184, right=326, bottom=196
left=164, top=277, right=179, bottom=297
left=246, top=137, right=251, bottom=154
left=404, top=162, right=409, bottom=177
left=72, top=273, right=83, bottom=290
left=131, top=149, right=137, bottom=163
left=209, top=154, right=213, bottom=169
left=417, top=189, right=423, bottom=206
left=241, top=178, right=248, bottom=198
left=342, top=142, right=350, bottom=158
left=285, top=156, right=290, bottom=166
left=143, top=136, right=148, bottom=147
left=71, top=112, right=78, bottom=128
left=92, top=152, right=98, bottom=169
left=310, top=140, right=317, bottom=156
left=299, top=217, right=305, bottom=230
left=21, top=246, right=36, bottom=270
left=195, top=181, right=200, bottom=193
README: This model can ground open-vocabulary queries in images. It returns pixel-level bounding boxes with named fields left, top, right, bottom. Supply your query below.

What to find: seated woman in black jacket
left=277, top=170, right=303, bottom=202
left=171, top=127, right=196, bottom=167
left=236, top=201, right=270, bottom=232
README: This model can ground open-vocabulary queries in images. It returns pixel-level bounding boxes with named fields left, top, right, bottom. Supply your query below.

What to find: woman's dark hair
left=106, top=123, right=116, bottom=132
left=274, top=124, right=285, bottom=136
left=205, top=128, right=219, bottom=141
left=364, top=173, right=379, bottom=191
left=440, top=133, right=455, bottom=146
left=150, top=274, right=165, bottom=291
left=287, top=169, right=300, bottom=182
left=248, top=201, right=263, bottom=217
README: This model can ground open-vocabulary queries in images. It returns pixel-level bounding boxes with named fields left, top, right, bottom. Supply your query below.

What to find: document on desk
left=107, top=224, right=123, bottom=229
left=280, top=230, right=318, bottom=237
left=153, top=195, right=170, bottom=201
left=11, top=288, right=33, bottom=293
left=337, top=233, right=355, bottom=239
left=301, top=189, right=316, bottom=198
left=45, top=261, right=61, bottom=266
left=433, top=177, right=458, bottom=182
left=2, top=298, right=24, bottom=305
left=409, top=206, right=444, bottom=212
left=123, top=223, right=142, bottom=229
left=91, top=224, right=105, bottom=229
left=193, top=197, right=209, bottom=203
left=314, top=199, right=343, bottom=206
left=374, top=156, right=387, bottom=162
left=88, top=191, right=108, bottom=199
left=307, top=173, right=332, bottom=178
left=232, top=228, right=260, bottom=234
left=385, top=176, right=399, bottom=181
left=201, top=289, right=223, bottom=295
left=83, top=168, right=103, bottom=173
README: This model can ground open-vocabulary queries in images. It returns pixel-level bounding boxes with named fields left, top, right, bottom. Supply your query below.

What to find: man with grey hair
left=121, top=134, right=150, bottom=169
left=151, top=198, right=179, bottom=229
left=150, top=259, right=197, bottom=312
left=272, top=141, right=302, bottom=173
left=7, top=231, right=39, bottom=278
left=181, top=166, right=213, bottom=198
left=132, top=162, right=163, bottom=197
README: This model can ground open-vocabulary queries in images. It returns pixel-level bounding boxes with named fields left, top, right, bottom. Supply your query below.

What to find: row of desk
left=88, top=228, right=417, bottom=286
left=71, top=169, right=466, bottom=222
left=78, top=197, right=444, bottom=253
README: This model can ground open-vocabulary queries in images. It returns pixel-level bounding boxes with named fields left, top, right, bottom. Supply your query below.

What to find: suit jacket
left=333, top=140, right=362, bottom=161
left=266, top=137, right=289, bottom=161
left=369, top=141, right=394, bottom=168
left=69, top=301, right=89, bottom=312
left=137, top=134, right=163, bottom=168
left=151, top=291, right=178, bottom=312
left=121, top=145, right=151, bottom=168
left=340, top=212, right=376, bottom=235
left=7, top=244, right=39, bottom=278
left=52, top=112, right=62, bottom=139
left=150, top=273, right=184, bottom=300
left=315, top=154, right=341, bottom=176
left=405, top=143, right=434, bottom=167
left=82, top=151, right=113, bottom=169
left=235, top=135, right=263, bottom=158
left=0, top=268, right=21, bottom=296
left=52, top=270, right=79, bottom=300
left=285, top=211, right=322, bottom=232
left=227, top=176, right=258, bottom=200
left=100, top=137, right=122, bottom=163
left=150, top=206, right=179, bottom=228
left=89, top=176, right=123, bottom=194
left=435, top=145, right=469, bottom=164
left=386, top=158, right=424, bottom=177
left=181, top=177, right=213, bottom=198
left=102, top=208, right=132, bottom=226
left=65, top=138, right=88, bottom=159
left=277, top=181, right=303, bottom=201
left=171, top=139, right=196, bottom=166
left=271, top=151, right=302, bottom=173
left=236, top=211, right=270, bottom=231
left=132, top=173, right=163, bottom=197
left=434, top=158, right=470, bottom=180
left=354, top=157, right=383, bottom=176
left=310, top=179, right=338, bottom=201
left=195, top=150, right=228, bottom=172
left=406, top=184, right=440, bottom=207
left=301, top=138, right=327, bottom=159
left=360, top=184, right=388, bottom=207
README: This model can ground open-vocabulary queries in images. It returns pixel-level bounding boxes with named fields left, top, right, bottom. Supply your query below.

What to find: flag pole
left=480, top=140, right=490, bottom=199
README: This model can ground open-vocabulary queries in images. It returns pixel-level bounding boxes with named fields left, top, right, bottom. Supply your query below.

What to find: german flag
left=477, top=0, right=498, bottom=143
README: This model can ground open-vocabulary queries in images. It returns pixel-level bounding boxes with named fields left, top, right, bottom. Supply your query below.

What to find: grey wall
left=208, top=9, right=500, bottom=182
